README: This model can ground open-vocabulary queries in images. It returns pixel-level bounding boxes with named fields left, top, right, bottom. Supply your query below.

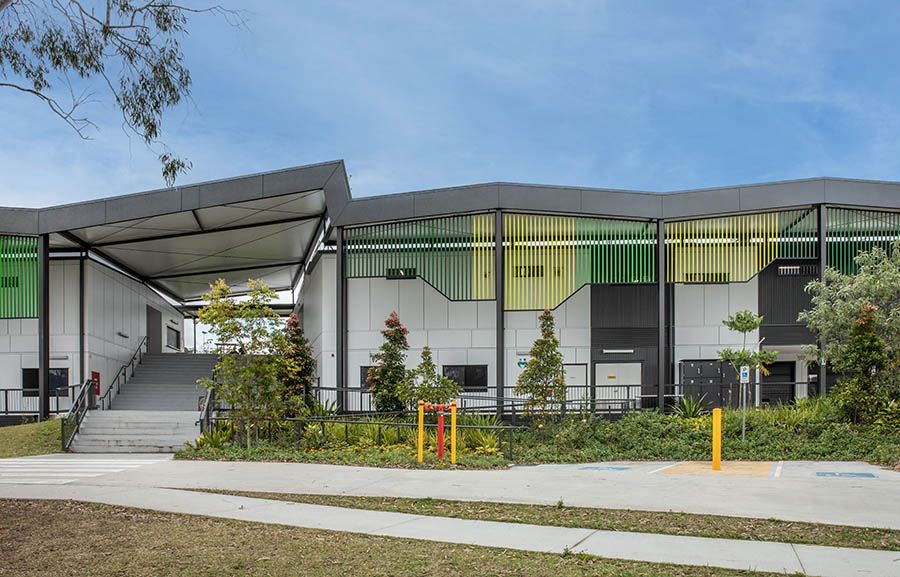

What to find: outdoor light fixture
left=116, top=331, right=129, bottom=339
left=603, top=349, right=634, bottom=355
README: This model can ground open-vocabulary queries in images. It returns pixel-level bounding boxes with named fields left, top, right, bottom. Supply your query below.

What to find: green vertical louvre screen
left=503, top=214, right=656, bottom=311
left=0, top=235, right=38, bottom=318
left=827, top=207, right=900, bottom=275
left=665, top=208, right=817, bottom=283
left=343, top=214, right=495, bottom=301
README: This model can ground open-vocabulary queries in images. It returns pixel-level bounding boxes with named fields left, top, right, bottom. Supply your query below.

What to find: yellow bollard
left=417, top=400, right=424, bottom=463
left=712, top=408, right=722, bottom=471
left=450, top=401, right=457, bottom=465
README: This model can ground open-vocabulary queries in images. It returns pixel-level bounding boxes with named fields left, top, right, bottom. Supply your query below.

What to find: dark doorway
left=146, top=305, right=162, bottom=354
left=760, top=361, right=795, bottom=405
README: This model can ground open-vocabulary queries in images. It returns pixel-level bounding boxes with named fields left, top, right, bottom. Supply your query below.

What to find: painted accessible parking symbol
left=816, top=472, right=876, bottom=478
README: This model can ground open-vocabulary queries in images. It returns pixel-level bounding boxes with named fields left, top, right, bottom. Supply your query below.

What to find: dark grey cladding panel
left=0, top=208, right=39, bottom=234
left=825, top=179, right=900, bottom=209
left=180, top=186, right=200, bottom=211
left=262, top=162, right=338, bottom=198
left=105, top=188, right=183, bottom=223
left=499, top=184, right=583, bottom=213
left=323, top=164, right=350, bottom=220
left=738, top=179, right=825, bottom=211
left=412, top=184, right=500, bottom=217
left=662, top=188, right=741, bottom=219
left=198, top=175, right=263, bottom=207
left=39, top=201, right=107, bottom=233
left=581, top=189, right=662, bottom=219
left=337, top=193, right=416, bottom=225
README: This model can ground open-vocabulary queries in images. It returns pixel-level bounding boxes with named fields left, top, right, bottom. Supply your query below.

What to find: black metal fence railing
left=0, top=384, right=82, bottom=416
left=308, top=380, right=819, bottom=418
left=60, top=379, right=96, bottom=451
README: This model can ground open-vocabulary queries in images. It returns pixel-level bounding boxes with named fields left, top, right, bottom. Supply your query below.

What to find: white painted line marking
left=774, top=461, right=784, bottom=478
left=648, top=462, right=683, bottom=474
left=0, top=472, right=106, bottom=477
left=0, top=479, right=76, bottom=485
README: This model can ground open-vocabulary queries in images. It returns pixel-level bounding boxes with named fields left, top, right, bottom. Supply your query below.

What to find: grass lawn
left=0, top=419, right=60, bottom=459
left=0, top=499, right=777, bottom=577
left=198, top=490, right=900, bottom=552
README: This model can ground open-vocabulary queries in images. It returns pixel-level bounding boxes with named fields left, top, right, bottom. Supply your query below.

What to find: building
left=2, top=160, right=899, bottom=425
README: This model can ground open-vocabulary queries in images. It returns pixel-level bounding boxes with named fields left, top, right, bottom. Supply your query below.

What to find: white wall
left=299, top=254, right=336, bottom=403
left=0, top=261, right=81, bottom=402
left=85, top=260, right=181, bottom=398
left=345, top=276, right=497, bottom=410
left=0, top=259, right=181, bottom=409
left=504, top=284, right=591, bottom=395
left=673, top=278, right=758, bottom=383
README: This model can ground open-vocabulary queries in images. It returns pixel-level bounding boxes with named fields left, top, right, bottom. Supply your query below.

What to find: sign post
left=740, top=365, right=750, bottom=441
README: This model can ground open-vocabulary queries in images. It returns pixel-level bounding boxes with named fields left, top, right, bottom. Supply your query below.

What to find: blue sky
left=2, top=1, right=900, bottom=207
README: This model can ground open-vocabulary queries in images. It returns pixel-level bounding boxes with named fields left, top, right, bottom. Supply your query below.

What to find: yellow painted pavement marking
left=660, top=461, right=774, bottom=477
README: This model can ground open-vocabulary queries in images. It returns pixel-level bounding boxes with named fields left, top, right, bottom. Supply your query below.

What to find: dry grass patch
left=0, top=499, right=774, bottom=577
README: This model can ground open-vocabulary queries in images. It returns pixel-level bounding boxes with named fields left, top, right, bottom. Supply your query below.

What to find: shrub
left=671, top=394, right=712, bottom=418
left=402, top=347, right=460, bottom=407
left=515, top=310, right=566, bottom=422
left=369, top=312, right=409, bottom=413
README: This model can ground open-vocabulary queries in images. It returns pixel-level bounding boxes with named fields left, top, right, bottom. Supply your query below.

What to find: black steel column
left=494, top=210, right=505, bottom=420
left=335, top=227, right=347, bottom=413
left=37, top=234, right=50, bottom=421
left=78, top=254, right=85, bottom=384
left=657, top=220, right=666, bottom=412
left=817, top=205, right=827, bottom=394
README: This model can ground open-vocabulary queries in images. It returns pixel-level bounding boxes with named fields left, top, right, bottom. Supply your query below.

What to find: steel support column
left=79, top=254, right=85, bottom=384
left=494, top=210, right=505, bottom=420
left=817, top=205, right=827, bottom=394
left=37, top=234, right=50, bottom=421
left=657, top=219, right=666, bottom=412
left=335, top=227, right=347, bottom=413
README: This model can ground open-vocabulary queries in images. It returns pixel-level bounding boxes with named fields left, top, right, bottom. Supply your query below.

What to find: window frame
left=442, top=364, right=488, bottom=393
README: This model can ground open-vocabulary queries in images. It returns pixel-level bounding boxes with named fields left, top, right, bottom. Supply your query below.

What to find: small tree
left=718, top=309, right=777, bottom=440
left=369, top=311, right=409, bottom=413
left=198, top=278, right=287, bottom=448
left=833, top=305, right=889, bottom=423
left=515, top=310, right=566, bottom=423
left=402, top=347, right=460, bottom=407
left=281, top=313, right=317, bottom=416
left=718, top=310, right=778, bottom=378
left=800, top=242, right=900, bottom=393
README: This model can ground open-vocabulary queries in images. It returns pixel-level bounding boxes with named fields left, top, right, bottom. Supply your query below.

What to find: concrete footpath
left=52, top=456, right=900, bottom=529
left=2, top=482, right=899, bottom=577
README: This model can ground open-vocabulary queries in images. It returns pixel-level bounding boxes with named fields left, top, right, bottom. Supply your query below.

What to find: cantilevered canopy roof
left=11, top=160, right=350, bottom=302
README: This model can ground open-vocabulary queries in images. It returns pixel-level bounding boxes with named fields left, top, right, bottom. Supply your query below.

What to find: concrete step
left=70, top=409, right=199, bottom=453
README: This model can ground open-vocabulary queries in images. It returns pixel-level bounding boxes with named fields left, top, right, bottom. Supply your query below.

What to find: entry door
left=595, top=362, right=642, bottom=410
left=146, top=305, right=162, bottom=354
left=760, top=361, right=794, bottom=405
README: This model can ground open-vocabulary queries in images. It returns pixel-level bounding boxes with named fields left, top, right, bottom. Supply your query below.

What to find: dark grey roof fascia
left=332, top=176, right=900, bottom=226
left=0, top=160, right=344, bottom=235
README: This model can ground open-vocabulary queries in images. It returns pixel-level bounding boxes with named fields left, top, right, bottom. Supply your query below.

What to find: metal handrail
left=60, top=379, right=96, bottom=451
left=197, top=387, right=216, bottom=433
left=98, top=336, right=148, bottom=410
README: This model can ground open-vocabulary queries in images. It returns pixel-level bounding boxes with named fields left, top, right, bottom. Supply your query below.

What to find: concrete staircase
left=69, top=410, right=201, bottom=453
left=71, top=353, right=217, bottom=453
left=110, top=353, right=218, bottom=411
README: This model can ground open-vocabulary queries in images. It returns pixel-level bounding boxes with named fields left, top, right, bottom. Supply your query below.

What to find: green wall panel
left=0, top=235, right=38, bottom=319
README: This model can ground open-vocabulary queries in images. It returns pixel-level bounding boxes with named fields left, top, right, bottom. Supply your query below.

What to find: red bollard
left=436, top=404, right=445, bottom=460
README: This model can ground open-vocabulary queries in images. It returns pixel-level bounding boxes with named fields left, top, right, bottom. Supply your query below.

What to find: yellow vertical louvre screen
left=665, top=208, right=817, bottom=283
left=503, top=213, right=656, bottom=310
left=344, top=214, right=494, bottom=301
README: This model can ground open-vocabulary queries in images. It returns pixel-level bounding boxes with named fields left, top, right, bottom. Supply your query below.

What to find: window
left=443, top=365, right=488, bottom=392
left=166, top=326, right=181, bottom=350
left=359, top=366, right=375, bottom=392
left=22, top=368, right=69, bottom=397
